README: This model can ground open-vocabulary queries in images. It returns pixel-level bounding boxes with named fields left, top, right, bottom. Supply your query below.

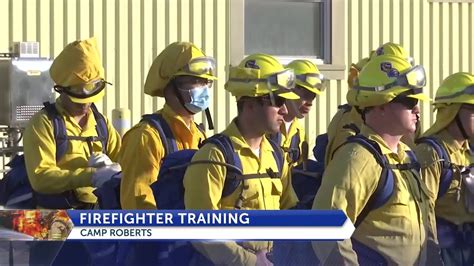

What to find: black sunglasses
left=258, top=95, right=286, bottom=108
left=294, top=85, right=317, bottom=101
left=391, top=96, right=419, bottom=109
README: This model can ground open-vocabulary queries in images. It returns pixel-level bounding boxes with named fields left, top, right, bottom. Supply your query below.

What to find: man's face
left=287, top=86, right=317, bottom=118
left=385, top=97, right=420, bottom=135
left=254, top=95, right=289, bottom=134
left=173, top=76, right=212, bottom=103
left=458, top=104, right=474, bottom=138
left=61, top=95, right=92, bottom=116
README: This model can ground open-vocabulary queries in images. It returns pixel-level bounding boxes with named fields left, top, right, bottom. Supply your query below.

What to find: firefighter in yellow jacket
left=119, top=42, right=216, bottom=209
left=323, top=56, right=368, bottom=166
left=324, top=42, right=418, bottom=166
left=269, top=59, right=322, bottom=165
left=183, top=53, right=299, bottom=265
left=414, top=72, right=474, bottom=266
left=23, top=37, right=122, bottom=266
left=312, top=54, right=441, bottom=265
left=23, top=37, right=122, bottom=209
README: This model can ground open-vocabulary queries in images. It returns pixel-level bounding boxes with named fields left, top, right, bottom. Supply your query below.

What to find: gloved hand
left=91, top=163, right=122, bottom=188
left=88, top=153, right=114, bottom=168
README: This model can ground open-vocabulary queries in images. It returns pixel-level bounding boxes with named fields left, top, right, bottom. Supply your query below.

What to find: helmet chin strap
left=295, top=111, right=305, bottom=119
left=171, top=80, right=194, bottom=115
left=286, top=100, right=303, bottom=119
left=455, top=114, right=470, bottom=140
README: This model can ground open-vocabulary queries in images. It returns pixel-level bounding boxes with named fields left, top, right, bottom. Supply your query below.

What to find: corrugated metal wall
left=0, top=0, right=231, bottom=135
left=0, top=0, right=473, bottom=148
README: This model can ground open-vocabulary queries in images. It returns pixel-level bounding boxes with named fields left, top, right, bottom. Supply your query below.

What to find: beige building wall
left=0, top=0, right=473, bottom=152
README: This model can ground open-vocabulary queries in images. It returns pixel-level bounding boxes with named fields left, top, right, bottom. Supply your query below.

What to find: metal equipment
left=0, top=42, right=55, bottom=172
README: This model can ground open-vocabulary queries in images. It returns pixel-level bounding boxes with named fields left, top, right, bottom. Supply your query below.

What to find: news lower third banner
left=65, top=210, right=355, bottom=241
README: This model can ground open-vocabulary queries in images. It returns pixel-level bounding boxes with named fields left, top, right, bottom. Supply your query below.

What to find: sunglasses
left=258, top=95, right=286, bottom=108
left=461, top=104, right=474, bottom=111
left=391, top=96, right=419, bottom=109
left=294, top=86, right=317, bottom=101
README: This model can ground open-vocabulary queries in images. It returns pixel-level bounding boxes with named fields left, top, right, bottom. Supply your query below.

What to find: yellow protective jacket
left=183, top=120, right=298, bottom=266
left=119, top=104, right=205, bottom=209
left=23, top=98, right=122, bottom=204
left=324, top=105, right=362, bottom=167
left=414, top=129, right=474, bottom=225
left=274, top=118, right=305, bottom=165
left=312, top=125, right=433, bottom=265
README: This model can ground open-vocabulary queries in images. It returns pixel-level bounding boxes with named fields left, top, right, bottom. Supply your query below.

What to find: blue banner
left=67, top=210, right=347, bottom=227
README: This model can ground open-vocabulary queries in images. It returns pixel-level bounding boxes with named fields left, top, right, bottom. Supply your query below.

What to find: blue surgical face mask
left=179, top=85, right=210, bottom=114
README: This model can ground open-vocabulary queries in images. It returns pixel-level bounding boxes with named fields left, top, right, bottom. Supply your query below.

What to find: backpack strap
left=416, top=137, right=453, bottom=198
left=43, top=102, right=68, bottom=160
left=90, top=104, right=109, bottom=153
left=400, top=150, right=421, bottom=172
left=44, top=102, right=110, bottom=158
left=338, top=103, right=352, bottom=113
left=342, top=123, right=361, bottom=135
left=267, top=136, right=284, bottom=175
left=203, top=134, right=284, bottom=201
left=345, top=135, right=395, bottom=227
left=268, top=131, right=300, bottom=164
left=203, top=134, right=242, bottom=198
left=287, top=130, right=301, bottom=163
left=141, top=113, right=179, bottom=155
left=195, top=122, right=206, bottom=136
left=268, top=132, right=283, bottom=147
left=347, top=135, right=422, bottom=227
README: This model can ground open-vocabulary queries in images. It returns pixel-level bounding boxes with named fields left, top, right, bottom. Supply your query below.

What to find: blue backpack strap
left=204, top=134, right=283, bottom=199
left=203, top=134, right=242, bottom=198
left=405, top=150, right=421, bottom=173
left=267, top=137, right=284, bottom=175
left=141, top=113, right=178, bottom=154
left=43, top=102, right=68, bottom=160
left=90, top=104, right=109, bottom=153
left=351, top=238, right=388, bottom=265
left=267, top=132, right=282, bottom=147
left=416, top=137, right=452, bottom=198
left=288, top=130, right=301, bottom=163
left=268, top=131, right=299, bottom=164
left=345, top=135, right=394, bottom=227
